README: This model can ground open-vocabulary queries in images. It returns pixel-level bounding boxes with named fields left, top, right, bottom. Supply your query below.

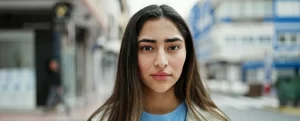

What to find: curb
left=264, top=106, right=300, bottom=116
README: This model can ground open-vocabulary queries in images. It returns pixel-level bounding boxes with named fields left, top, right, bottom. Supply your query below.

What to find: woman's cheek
left=138, top=55, right=151, bottom=74
left=172, top=53, right=186, bottom=69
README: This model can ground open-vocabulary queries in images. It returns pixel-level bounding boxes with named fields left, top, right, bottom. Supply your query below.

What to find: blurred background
left=0, top=0, right=300, bottom=121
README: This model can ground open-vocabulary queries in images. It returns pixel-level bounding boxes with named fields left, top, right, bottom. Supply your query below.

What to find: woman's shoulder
left=186, top=102, right=226, bottom=121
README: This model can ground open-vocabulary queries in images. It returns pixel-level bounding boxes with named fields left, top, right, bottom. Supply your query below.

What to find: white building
left=189, top=0, right=300, bottom=84
left=0, top=0, right=128, bottom=110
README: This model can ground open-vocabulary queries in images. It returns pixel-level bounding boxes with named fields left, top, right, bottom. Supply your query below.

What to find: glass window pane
left=243, top=36, right=253, bottom=44
left=264, top=1, right=273, bottom=17
left=231, top=2, right=240, bottom=18
left=260, top=35, right=271, bottom=44
left=254, top=1, right=264, bottom=18
left=226, top=36, right=236, bottom=43
left=276, top=1, right=300, bottom=17
left=285, top=33, right=291, bottom=45
left=291, top=34, right=297, bottom=44
left=244, top=1, right=253, bottom=18
left=279, top=34, right=285, bottom=45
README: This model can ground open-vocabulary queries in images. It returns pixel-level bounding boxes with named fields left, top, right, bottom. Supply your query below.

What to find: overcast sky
left=127, top=0, right=199, bottom=19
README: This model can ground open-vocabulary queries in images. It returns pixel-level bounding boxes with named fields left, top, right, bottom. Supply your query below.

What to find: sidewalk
left=211, top=92, right=279, bottom=110
left=208, top=80, right=300, bottom=116
left=206, top=80, right=279, bottom=108
left=0, top=80, right=114, bottom=121
left=0, top=95, right=109, bottom=121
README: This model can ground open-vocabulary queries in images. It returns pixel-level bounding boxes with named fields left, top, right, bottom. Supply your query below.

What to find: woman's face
left=138, top=18, right=186, bottom=93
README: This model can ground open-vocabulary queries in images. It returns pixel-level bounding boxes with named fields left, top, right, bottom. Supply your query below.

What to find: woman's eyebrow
left=138, top=39, right=156, bottom=43
left=165, top=37, right=183, bottom=42
left=138, top=37, right=183, bottom=43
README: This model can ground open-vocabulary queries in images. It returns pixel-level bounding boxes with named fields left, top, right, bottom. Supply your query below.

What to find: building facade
left=0, top=0, right=128, bottom=110
left=189, top=0, right=300, bottom=84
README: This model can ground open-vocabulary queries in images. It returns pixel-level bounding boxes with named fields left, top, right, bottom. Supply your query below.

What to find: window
left=254, top=1, right=264, bottom=18
left=260, top=36, right=271, bottom=44
left=264, top=1, right=273, bottom=17
left=226, top=2, right=234, bottom=17
left=244, top=1, right=253, bottom=18
left=231, top=2, right=240, bottom=18
left=291, top=34, right=297, bottom=44
left=279, top=34, right=286, bottom=45
left=278, top=33, right=300, bottom=45
left=276, top=1, right=300, bottom=17
left=243, top=36, right=253, bottom=44
left=218, top=2, right=230, bottom=18
left=225, top=36, right=236, bottom=43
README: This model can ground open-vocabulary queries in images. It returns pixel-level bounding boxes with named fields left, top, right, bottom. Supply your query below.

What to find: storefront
left=0, top=31, right=36, bottom=110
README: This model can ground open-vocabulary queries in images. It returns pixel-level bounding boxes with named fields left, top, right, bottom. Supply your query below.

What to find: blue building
left=189, top=0, right=300, bottom=84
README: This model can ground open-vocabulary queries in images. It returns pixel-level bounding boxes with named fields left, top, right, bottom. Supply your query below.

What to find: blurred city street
left=1, top=0, right=300, bottom=121
left=1, top=91, right=300, bottom=121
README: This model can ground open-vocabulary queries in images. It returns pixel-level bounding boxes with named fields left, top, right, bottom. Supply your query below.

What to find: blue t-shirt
left=140, top=102, right=187, bottom=121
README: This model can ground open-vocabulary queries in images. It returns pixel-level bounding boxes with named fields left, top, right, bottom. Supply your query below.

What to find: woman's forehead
left=138, top=18, right=184, bottom=42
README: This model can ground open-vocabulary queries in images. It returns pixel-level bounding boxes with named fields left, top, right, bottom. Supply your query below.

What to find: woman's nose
left=154, top=51, right=168, bottom=68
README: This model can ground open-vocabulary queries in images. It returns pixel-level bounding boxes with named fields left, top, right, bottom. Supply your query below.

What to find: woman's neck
left=143, top=86, right=181, bottom=114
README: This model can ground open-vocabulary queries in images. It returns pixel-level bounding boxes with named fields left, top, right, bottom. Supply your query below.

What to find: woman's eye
left=141, top=46, right=154, bottom=51
left=168, top=45, right=180, bottom=51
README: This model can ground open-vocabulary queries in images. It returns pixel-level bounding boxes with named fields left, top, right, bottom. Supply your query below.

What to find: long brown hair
left=88, top=4, right=228, bottom=121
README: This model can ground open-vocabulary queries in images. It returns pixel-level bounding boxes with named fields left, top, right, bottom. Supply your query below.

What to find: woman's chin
left=150, top=86, right=174, bottom=94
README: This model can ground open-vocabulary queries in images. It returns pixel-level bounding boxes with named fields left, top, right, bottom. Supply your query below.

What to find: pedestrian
left=88, top=5, right=229, bottom=121
left=45, top=59, right=70, bottom=115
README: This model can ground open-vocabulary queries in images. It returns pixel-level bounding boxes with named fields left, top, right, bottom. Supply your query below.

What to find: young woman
left=88, top=4, right=228, bottom=121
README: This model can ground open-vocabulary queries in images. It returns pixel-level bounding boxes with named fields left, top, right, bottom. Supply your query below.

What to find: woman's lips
left=150, top=72, right=171, bottom=81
